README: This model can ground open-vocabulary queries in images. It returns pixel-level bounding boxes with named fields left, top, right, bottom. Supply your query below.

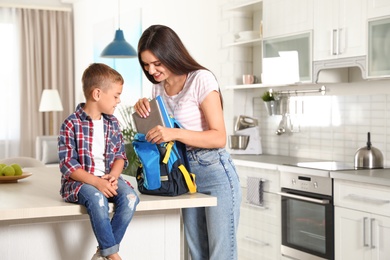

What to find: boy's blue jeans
left=77, top=178, right=139, bottom=257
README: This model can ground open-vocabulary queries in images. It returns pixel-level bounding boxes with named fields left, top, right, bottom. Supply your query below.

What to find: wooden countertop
left=0, top=167, right=217, bottom=221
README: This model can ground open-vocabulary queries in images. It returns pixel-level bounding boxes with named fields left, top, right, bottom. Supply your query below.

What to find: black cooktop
left=287, top=161, right=356, bottom=171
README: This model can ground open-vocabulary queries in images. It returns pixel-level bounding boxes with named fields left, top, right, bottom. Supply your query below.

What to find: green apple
left=1, top=166, right=15, bottom=176
left=0, top=163, right=6, bottom=173
left=11, top=164, right=23, bottom=176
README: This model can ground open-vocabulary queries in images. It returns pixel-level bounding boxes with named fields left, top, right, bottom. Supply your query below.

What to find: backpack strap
left=162, top=141, right=174, bottom=164
left=178, top=164, right=197, bottom=193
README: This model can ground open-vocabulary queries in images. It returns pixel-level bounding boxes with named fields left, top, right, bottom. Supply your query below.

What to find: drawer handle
left=346, top=194, right=390, bottom=205
left=244, top=236, right=269, bottom=247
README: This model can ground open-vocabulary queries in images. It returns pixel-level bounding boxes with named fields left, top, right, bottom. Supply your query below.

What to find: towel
left=247, top=177, right=265, bottom=206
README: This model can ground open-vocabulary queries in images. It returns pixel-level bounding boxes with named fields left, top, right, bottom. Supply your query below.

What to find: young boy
left=58, top=63, right=139, bottom=260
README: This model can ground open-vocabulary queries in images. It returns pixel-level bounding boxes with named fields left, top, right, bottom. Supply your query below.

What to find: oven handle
left=278, top=192, right=330, bottom=205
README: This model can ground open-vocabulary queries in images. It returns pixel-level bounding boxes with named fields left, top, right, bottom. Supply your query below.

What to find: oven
left=279, top=171, right=334, bottom=260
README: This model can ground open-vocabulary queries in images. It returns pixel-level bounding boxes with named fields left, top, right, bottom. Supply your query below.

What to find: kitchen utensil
left=276, top=97, right=293, bottom=135
left=354, top=132, right=384, bottom=169
left=234, top=115, right=258, bottom=131
left=228, top=135, right=250, bottom=150
left=276, top=115, right=286, bottom=135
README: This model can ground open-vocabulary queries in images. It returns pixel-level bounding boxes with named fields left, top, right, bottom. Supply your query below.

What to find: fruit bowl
left=0, top=172, right=32, bottom=183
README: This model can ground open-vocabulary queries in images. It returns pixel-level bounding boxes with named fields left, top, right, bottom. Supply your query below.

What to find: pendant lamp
left=101, top=0, right=137, bottom=58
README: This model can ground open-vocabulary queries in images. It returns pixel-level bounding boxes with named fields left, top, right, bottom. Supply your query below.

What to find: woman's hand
left=146, top=125, right=178, bottom=144
left=134, top=98, right=151, bottom=118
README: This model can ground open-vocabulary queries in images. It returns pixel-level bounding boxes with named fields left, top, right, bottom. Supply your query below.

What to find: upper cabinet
left=367, top=17, right=390, bottom=78
left=313, top=0, right=367, bottom=61
left=263, top=0, right=313, bottom=38
left=367, top=0, right=390, bottom=19
left=263, top=32, right=312, bottom=84
left=222, top=0, right=263, bottom=88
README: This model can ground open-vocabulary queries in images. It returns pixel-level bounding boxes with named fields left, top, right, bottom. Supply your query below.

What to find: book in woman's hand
left=132, top=96, right=172, bottom=134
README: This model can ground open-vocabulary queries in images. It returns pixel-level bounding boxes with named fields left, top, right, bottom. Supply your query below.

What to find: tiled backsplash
left=253, top=94, right=389, bottom=166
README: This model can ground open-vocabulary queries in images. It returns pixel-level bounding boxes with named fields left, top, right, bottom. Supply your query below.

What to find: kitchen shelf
left=225, top=82, right=316, bottom=90
left=223, top=0, right=263, bottom=12
left=225, top=38, right=262, bottom=48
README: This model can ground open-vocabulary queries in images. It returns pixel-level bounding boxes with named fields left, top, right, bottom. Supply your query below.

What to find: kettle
left=354, top=132, right=383, bottom=169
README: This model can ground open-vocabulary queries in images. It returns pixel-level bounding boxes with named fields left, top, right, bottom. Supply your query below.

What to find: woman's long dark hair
left=137, top=24, right=207, bottom=84
left=137, top=24, right=223, bottom=107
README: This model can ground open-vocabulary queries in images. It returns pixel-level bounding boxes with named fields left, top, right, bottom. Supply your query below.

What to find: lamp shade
left=101, top=29, right=137, bottom=58
left=39, top=89, right=63, bottom=112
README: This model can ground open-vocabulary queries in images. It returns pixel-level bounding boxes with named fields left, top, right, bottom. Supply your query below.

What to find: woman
left=134, top=24, right=241, bottom=260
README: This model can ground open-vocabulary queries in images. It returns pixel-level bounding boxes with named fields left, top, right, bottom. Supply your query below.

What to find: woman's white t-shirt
left=152, top=69, right=219, bottom=132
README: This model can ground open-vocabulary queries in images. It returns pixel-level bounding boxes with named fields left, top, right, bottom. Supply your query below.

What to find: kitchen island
left=0, top=166, right=217, bottom=260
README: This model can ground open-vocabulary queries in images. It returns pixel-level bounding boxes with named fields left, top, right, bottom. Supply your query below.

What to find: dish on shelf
left=235, top=31, right=260, bottom=42
left=0, top=172, right=33, bottom=183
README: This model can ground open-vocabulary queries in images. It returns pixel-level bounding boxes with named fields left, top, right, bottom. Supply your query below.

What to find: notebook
left=132, top=96, right=172, bottom=134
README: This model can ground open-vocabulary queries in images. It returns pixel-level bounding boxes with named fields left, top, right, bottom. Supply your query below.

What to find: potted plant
left=118, top=106, right=139, bottom=177
left=262, top=90, right=280, bottom=116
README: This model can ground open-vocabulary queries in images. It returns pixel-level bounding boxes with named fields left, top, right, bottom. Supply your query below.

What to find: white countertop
left=0, top=167, right=217, bottom=221
left=232, top=154, right=390, bottom=187
left=330, top=168, right=390, bottom=186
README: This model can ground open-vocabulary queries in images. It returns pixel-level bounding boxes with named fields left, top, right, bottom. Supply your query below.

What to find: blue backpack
left=132, top=97, right=197, bottom=196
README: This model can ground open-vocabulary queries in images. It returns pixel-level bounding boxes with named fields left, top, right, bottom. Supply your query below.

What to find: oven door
left=280, top=188, right=334, bottom=260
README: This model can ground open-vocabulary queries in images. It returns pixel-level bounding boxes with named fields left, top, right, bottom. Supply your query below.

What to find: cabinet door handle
left=363, top=217, right=369, bottom=247
left=336, top=28, right=340, bottom=55
left=371, top=218, right=376, bottom=249
left=338, top=28, right=343, bottom=54
left=332, top=29, right=338, bottom=55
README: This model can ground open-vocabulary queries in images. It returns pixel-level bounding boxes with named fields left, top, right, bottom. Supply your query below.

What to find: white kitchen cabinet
left=367, top=16, right=390, bottom=78
left=236, top=165, right=281, bottom=260
left=368, top=0, right=390, bottom=19
left=262, top=0, right=313, bottom=38
left=263, top=32, right=312, bottom=83
left=222, top=0, right=263, bottom=87
left=334, top=179, right=390, bottom=260
left=313, top=0, right=367, bottom=61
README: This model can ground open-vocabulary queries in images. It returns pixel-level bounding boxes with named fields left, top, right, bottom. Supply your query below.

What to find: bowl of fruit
left=0, top=163, right=32, bottom=183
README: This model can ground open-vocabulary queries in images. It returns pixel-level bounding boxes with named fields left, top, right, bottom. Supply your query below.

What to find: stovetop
left=286, top=161, right=356, bottom=171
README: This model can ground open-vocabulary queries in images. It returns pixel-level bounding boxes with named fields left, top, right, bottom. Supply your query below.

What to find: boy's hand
left=97, top=175, right=118, bottom=198
left=102, top=174, right=118, bottom=188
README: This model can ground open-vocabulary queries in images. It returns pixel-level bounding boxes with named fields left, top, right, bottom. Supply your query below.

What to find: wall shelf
left=225, top=38, right=262, bottom=48
left=223, top=0, right=263, bottom=12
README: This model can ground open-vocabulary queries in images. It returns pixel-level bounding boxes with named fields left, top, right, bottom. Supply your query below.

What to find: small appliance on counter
left=354, top=132, right=384, bottom=169
left=228, top=115, right=262, bottom=155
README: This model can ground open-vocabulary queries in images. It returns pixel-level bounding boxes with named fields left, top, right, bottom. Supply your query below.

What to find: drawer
left=237, top=165, right=280, bottom=193
left=334, top=179, right=390, bottom=216
left=240, top=189, right=281, bottom=228
left=238, top=225, right=281, bottom=260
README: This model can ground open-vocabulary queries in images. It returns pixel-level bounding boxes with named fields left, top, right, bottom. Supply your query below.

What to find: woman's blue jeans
left=77, top=178, right=139, bottom=257
left=183, top=148, right=242, bottom=260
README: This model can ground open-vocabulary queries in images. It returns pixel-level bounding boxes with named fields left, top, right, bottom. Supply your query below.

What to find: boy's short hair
left=82, top=63, right=124, bottom=100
